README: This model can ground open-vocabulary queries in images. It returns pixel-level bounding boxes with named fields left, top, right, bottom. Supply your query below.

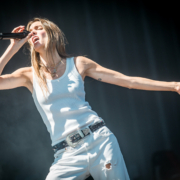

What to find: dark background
left=0, top=0, right=180, bottom=179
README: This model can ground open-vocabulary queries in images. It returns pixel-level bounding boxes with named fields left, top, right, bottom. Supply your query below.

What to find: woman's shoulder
left=18, top=66, right=32, bottom=76
left=17, top=66, right=32, bottom=72
left=73, top=56, right=92, bottom=80
left=75, top=56, right=99, bottom=72
left=75, top=56, right=91, bottom=63
left=74, top=56, right=96, bottom=69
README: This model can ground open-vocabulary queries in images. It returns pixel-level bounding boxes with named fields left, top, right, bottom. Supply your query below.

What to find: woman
left=0, top=18, right=179, bottom=180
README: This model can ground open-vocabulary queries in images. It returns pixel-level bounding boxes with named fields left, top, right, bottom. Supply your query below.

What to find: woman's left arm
left=80, top=56, right=180, bottom=94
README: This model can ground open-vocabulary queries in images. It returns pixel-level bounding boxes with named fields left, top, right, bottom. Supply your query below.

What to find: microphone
left=0, top=30, right=30, bottom=40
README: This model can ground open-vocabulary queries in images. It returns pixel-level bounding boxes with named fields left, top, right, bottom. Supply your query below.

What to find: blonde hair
left=26, top=17, right=70, bottom=97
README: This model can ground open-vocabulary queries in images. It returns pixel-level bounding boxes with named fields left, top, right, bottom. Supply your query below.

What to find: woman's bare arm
left=0, top=44, right=17, bottom=75
left=0, top=26, right=32, bottom=90
left=0, top=68, right=31, bottom=90
left=78, top=56, right=179, bottom=94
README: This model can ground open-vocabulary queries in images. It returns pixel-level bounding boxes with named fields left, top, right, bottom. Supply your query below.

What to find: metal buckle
left=66, top=130, right=85, bottom=148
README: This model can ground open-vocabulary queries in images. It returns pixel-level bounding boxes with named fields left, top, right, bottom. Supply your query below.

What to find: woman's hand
left=10, top=25, right=32, bottom=52
left=174, top=82, right=180, bottom=95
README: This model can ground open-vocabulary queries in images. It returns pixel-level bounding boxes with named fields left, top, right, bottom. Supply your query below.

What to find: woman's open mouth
left=32, top=36, right=39, bottom=44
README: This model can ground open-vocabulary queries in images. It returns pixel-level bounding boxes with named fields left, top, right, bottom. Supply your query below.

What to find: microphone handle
left=0, top=31, right=30, bottom=40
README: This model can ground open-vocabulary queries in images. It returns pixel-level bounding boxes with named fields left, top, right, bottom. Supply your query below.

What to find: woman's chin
left=33, top=44, right=44, bottom=53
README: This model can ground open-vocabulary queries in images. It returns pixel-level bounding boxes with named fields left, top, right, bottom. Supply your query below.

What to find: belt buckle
left=66, top=130, right=85, bottom=148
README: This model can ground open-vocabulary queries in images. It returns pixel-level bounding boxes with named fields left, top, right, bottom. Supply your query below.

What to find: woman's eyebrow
left=29, top=25, right=42, bottom=32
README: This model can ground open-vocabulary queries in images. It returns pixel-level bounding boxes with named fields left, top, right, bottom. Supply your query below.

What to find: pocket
left=51, top=149, right=65, bottom=167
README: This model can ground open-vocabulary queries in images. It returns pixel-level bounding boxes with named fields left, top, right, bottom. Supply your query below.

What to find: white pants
left=46, top=125, right=130, bottom=180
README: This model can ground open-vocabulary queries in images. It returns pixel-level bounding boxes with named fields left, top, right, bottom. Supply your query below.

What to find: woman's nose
left=31, top=30, right=36, bottom=35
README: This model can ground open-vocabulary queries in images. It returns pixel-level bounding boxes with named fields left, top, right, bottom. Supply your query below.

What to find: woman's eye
left=36, top=27, right=43, bottom=30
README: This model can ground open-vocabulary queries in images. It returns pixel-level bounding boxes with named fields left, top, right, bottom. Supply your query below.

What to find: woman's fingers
left=10, top=25, right=29, bottom=45
left=12, top=26, right=25, bottom=33
left=175, top=82, right=180, bottom=95
left=18, top=28, right=24, bottom=33
left=18, top=32, right=32, bottom=43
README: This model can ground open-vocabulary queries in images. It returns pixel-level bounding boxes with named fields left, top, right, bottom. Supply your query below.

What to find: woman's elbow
left=117, top=77, right=135, bottom=89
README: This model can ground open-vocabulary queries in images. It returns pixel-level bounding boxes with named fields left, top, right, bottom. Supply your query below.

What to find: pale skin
left=0, top=21, right=180, bottom=96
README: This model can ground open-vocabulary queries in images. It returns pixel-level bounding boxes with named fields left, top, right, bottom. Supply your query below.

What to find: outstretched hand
left=175, top=82, right=180, bottom=95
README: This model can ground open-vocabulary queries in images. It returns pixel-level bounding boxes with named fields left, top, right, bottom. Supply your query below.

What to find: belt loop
left=77, top=130, right=85, bottom=138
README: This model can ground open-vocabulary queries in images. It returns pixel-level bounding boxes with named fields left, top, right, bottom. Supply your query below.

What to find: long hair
left=26, top=17, right=70, bottom=97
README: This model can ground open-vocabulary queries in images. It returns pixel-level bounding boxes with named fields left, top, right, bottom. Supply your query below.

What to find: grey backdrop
left=0, top=0, right=180, bottom=179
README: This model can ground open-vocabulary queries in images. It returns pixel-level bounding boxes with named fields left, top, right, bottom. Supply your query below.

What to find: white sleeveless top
left=32, top=57, right=102, bottom=146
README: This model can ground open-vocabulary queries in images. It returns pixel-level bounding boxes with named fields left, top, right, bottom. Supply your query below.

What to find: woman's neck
left=39, top=50, right=62, bottom=67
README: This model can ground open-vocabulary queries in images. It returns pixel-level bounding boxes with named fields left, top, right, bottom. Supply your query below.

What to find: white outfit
left=32, top=57, right=130, bottom=180
left=32, top=57, right=101, bottom=146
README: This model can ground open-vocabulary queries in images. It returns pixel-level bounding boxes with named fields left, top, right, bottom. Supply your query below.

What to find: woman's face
left=29, top=21, right=48, bottom=53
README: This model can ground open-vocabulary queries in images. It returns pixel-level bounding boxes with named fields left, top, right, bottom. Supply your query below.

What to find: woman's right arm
left=0, top=26, right=32, bottom=90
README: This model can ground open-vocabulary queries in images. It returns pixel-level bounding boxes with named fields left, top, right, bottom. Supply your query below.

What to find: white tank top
left=32, top=57, right=102, bottom=146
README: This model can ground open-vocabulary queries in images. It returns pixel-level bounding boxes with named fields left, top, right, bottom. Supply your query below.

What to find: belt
left=52, top=120, right=105, bottom=153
